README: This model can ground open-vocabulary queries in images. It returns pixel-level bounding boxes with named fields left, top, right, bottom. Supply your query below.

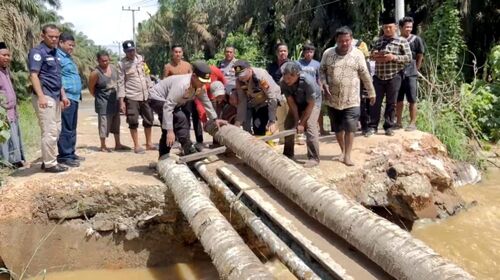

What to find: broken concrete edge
left=194, top=160, right=324, bottom=280
left=157, top=157, right=275, bottom=280
left=212, top=125, right=474, bottom=280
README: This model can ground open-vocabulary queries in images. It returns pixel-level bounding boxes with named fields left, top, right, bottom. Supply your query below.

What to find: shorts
left=397, top=75, right=418, bottom=103
left=125, top=99, right=154, bottom=129
left=98, top=113, right=121, bottom=138
left=328, top=106, right=360, bottom=133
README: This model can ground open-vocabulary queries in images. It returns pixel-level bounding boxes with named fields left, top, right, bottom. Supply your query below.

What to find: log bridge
left=158, top=125, right=474, bottom=280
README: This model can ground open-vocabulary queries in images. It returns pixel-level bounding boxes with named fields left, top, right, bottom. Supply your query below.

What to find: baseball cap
left=0, top=42, right=7, bottom=50
left=210, top=81, right=226, bottom=98
left=122, top=40, right=135, bottom=52
left=192, top=61, right=212, bottom=83
left=233, top=60, right=250, bottom=77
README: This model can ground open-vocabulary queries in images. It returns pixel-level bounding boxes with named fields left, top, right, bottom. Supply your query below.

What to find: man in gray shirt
left=280, top=62, right=322, bottom=168
left=149, top=61, right=225, bottom=157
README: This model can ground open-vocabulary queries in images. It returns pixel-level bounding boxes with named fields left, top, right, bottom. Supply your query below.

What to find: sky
left=56, top=0, right=159, bottom=52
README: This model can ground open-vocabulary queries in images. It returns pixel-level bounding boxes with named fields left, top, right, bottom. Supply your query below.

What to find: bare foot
left=115, top=144, right=132, bottom=151
left=100, top=147, right=112, bottom=153
left=146, top=144, right=158, bottom=151
left=332, top=153, right=344, bottom=162
left=343, top=157, right=355, bottom=166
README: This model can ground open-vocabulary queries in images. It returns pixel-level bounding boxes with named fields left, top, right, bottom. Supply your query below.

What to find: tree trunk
left=194, top=161, right=322, bottom=280
left=210, top=125, right=474, bottom=280
left=157, top=158, right=275, bottom=280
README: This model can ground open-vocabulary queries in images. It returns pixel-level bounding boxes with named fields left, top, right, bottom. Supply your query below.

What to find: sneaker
left=194, top=142, right=205, bottom=152
left=58, top=159, right=80, bottom=167
left=394, top=123, right=403, bottom=130
left=183, top=144, right=198, bottom=155
left=304, top=160, right=319, bottom=168
left=364, top=129, right=376, bottom=137
left=385, top=129, right=395, bottom=136
left=45, top=164, right=68, bottom=173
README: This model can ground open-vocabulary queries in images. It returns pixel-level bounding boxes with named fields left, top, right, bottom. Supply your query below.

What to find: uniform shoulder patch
left=33, top=53, right=42, bottom=61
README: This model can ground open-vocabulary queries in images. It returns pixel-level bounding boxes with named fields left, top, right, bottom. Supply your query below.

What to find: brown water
left=412, top=169, right=500, bottom=280
left=27, top=262, right=218, bottom=280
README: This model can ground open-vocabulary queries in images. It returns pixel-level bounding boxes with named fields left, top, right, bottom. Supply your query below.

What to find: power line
left=122, top=6, right=141, bottom=43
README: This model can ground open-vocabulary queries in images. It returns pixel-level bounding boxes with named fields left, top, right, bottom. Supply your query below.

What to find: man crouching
left=150, top=61, right=226, bottom=157
left=280, top=62, right=321, bottom=168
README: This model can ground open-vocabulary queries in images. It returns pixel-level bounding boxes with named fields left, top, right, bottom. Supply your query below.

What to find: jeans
left=57, top=99, right=79, bottom=161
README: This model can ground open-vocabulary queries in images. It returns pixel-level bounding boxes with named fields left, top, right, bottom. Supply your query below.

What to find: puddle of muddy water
left=27, top=262, right=218, bottom=280
left=412, top=169, right=500, bottom=279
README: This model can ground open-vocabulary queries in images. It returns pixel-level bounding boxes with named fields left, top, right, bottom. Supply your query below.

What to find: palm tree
left=0, top=0, right=61, bottom=67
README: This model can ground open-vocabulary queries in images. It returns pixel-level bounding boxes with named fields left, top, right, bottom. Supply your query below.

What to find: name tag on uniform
left=46, top=57, right=55, bottom=61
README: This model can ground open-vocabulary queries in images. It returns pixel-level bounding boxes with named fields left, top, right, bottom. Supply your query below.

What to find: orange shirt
left=163, top=60, right=192, bottom=78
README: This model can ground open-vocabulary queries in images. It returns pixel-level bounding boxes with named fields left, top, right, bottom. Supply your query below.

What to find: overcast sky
left=57, top=0, right=159, bottom=51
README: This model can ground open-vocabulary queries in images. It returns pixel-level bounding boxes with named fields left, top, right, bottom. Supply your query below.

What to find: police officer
left=28, top=24, right=70, bottom=173
left=148, top=61, right=226, bottom=157
left=233, top=60, right=280, bottom=136
left=280, top=62, right=322, bottom=168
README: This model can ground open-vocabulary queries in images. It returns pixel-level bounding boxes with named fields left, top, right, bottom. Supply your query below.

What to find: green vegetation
left=0, top=0, right=498, bottom=166
left=18, top=101, right=40, bottom=161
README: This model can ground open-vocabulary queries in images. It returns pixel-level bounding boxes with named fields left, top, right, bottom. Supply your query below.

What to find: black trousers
left=250, top=105, right=269, bottom=136
left=360, top=95, right=371, bottom=132
left=182, top=100, right=204, bottom=143
left=369, top=74, right=402, bottom=131
left=159, top=107, right=192, bottom=157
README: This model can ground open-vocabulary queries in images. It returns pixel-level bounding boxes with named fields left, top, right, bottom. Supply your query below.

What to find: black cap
left=233, top=60, right=250, bottom=76
left=381, top=12, right=396, bottom=25
left=192, top=60, right=212, bottom=83
left=0, top=42, right=7, bottom=50
left=122, top=40, right=135, bottom=52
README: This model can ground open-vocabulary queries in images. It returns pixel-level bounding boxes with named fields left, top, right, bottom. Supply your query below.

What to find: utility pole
left=122, top=6, right=140, bottom=43
left=395, top=0, right=405, bottom=22
left=113, top=40, right=122, bottom=59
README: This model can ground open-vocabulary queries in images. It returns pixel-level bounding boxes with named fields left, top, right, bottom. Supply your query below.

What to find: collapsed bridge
left=158, top=124, right=474, bottom=280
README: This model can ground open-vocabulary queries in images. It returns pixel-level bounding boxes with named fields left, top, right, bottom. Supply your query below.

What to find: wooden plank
left=177, top=146, right=227, bottom=163
left=258, top=129, right=296, bottom=142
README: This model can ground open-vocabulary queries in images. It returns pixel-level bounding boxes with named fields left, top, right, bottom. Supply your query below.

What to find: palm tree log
left=194, top=161, right=322, bottom=280
left=209, top=125, right=474, bottom=280
left=157, top=158, right=274, bottom=280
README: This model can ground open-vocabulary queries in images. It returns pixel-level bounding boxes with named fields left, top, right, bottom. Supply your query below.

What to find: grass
left=18, top=99, right=40, bottom=161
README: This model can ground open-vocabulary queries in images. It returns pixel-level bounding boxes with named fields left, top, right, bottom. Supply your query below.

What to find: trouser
left=159, top=107, right=192, bottom=157
left=149, top=99, right=164, bottom=126
left=369, top=74, right=402, bottom=131
left=32, top=95, right=61, bottom=168
left=283, top=105, right=320, bottom=161
left=250, top=105, right=269, bottom=136
left=276, top=99, right=288, bottom=133
left=360, top=95, right=371, bottom=132
left=182, top=100, right=203, bottom=143
left=57, top=99, right=79, bottom=161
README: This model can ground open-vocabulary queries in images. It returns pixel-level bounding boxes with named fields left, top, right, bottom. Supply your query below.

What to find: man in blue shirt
left=57, top=32, right=83, bottom=167
left=28, top=24, right=70, bottom=173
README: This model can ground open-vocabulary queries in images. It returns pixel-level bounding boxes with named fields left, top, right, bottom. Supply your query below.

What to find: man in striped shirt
left=367, top=16, right=411, bottom=136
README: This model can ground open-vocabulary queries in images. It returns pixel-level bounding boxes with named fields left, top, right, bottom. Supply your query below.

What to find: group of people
left=0, top=15, right=424, bottom=172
